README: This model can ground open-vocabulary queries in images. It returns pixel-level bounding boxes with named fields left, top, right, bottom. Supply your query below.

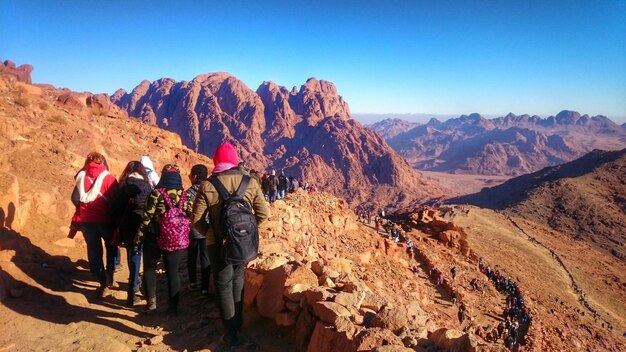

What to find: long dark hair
left=120, top=160, right=150, bottom=183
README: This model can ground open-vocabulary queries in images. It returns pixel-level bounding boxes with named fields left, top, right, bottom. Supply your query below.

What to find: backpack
left=209, top=175, right=259, bottom=265
left=156, top=188, right=190, bottom=252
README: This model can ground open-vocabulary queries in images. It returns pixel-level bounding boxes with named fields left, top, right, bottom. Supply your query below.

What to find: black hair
left=190, top=164, right=208, bottom=180
left=120, top=160, right=150, bottom=183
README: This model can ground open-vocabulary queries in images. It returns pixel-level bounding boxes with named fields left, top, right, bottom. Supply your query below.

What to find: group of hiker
left=70, top=143, right=269, bottom=346
left=252, top=170, right=316, bottom=203
left=479, top=259, right=531, bottom=350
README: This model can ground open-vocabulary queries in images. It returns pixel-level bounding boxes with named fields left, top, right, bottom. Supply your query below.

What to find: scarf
left=156, top=171, right=183, bottom=190
left=212, top=162, right=237, bottom=175
left=75, top=169, right=110, bottom=203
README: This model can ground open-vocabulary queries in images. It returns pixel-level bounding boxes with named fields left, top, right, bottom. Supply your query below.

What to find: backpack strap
left=177, top=190, right=187, bottom=209
left=235, top=175, right=251, bottom=198
left=157, top=188, right=174, bottom=210
left=209, top=175, right=251, bottom=199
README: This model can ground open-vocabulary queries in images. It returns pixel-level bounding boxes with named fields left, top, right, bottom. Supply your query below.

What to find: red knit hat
left=213, top=143, right=239, bottom=165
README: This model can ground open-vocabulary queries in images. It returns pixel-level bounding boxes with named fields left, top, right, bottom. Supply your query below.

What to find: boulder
left=370, top=303, right=428, bottom=333
left=243, top=269, right=264, bottom=305
left=429, top=328, right=477, bottom=352
left=275, top=311, right=298, bottom=327
left=295, top=307, right=317, bottom=351
left=306, top=321, right=355, bottom=352
left=334, top=291, right=365, bottom=310
left=353, top=327, right=404, bottom=351
left=312, top=301, right=351, bottom=325
left=256, top=264, right=292, bottom=319
left=303, top=287, right=335, bottom=306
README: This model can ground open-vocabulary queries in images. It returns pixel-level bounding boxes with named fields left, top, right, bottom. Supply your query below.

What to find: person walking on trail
left=140, top=155, right=160, bottom=187
left=451, top=266, right=457, bottom=280
left=134, top=164, right=193, bottom=315
left=458, top=302, right=467, bottom=324
left=112, top=160, right=152, bottom=306
left=186, top=164, right=211, bottom=296
left=191, top=143, right=269, bottom=347
left=71, top=152, right=119, bottom=298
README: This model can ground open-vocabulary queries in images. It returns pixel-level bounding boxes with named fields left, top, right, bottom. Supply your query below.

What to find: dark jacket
left=186, top=182, right=205, bottom=240
left=191, top=169, right=269, bottom=246
left=113, top=175, right=152, bottom=245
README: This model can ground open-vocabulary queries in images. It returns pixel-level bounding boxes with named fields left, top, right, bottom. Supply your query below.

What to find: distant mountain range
left=111, top=74, right=447, bottom=208
left=368, top=112, right=626, bottom=176
left=448, top=148, right=626, bottom=260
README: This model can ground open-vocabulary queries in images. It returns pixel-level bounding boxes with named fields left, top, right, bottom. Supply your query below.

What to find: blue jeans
left=81, top=222, right=118, bottom=287
left=127, top=245, right=142, bottom=296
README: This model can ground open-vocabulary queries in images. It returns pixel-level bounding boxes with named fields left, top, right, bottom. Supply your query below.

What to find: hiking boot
left=147, top=297, right=157, bottom=312
left=95, top=286, right=111, bottom=299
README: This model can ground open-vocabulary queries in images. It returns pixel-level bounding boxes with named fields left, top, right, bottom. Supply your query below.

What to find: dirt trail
left=0, top=226, right=291, bottom=352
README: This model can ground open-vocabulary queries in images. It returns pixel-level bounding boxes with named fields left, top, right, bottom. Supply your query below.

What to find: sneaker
left=147, top=297, right=157, bottom=312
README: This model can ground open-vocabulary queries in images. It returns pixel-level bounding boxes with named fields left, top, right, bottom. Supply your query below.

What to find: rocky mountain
left=384, top=111, right=626, bottom=176
left=448, top=149, right=626, bottom=260
left=112, top=74, right=446, bottom=208
left=366, top=118, right=421, bottom=139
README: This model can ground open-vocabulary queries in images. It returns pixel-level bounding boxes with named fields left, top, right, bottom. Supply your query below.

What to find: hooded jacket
left=74, top=162, right=118, bottom=223
left=191, top=169, right=269, bottom=246
left=140, top=156, right=160, bottom=187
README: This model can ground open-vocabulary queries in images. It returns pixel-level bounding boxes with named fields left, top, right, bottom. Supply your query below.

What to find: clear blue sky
left=2, top=1, right=625, bottom=122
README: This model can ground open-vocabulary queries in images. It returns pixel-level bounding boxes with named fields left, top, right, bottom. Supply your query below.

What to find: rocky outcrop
left=112, top=74, right=447, bottom=208
left=0, top=60, right=33, bottom=84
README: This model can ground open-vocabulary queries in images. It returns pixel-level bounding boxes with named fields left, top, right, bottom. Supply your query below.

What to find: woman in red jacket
left=73, top=152, right=119, bottom=298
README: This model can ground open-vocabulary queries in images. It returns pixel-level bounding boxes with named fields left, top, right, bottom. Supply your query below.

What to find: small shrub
left=48, top=113, right=67, bottom=125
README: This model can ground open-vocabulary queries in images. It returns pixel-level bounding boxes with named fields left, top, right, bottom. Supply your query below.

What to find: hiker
left=191, top=143, right=269, bottom=346
left=458, top=302, right=467, bottom=324
left=289, top=176, right=299, bottom=192
left=71, top=152, right=119, bottom=298
left=261, top=174, right=270, bottom=200
left=451, top=266, right=457, bottom=280
left=140, top=155, right=160, bottom=187
left=450, top=290, right=457, bottom=305
left=112, top=160, right=152, bottom=306
left=277, top=172, right=287, bottom=199
left=268, top=170, right=279, bottom=203
left=134, top=164, right=193, bottom=314
left=186, top=164, right=211, bottom=296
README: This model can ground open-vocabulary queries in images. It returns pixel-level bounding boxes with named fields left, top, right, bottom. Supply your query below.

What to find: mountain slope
left=366, top=118, right=420, bottom=139
left=386, top=112, right=626, bottom=176
left=448, top=149, right=626, bottom=259
left=112, top=75, right=447, bottom=208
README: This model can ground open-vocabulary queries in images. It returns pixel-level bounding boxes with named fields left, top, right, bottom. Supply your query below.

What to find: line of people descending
left=479, top=258, right=532, bottom=350
left=69, top=144, right=277, bottom=347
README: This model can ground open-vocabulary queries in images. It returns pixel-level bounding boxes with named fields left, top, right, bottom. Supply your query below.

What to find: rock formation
left=112, top=74, right=447, bottom=208
left=0, top=60, right=33, bottom=84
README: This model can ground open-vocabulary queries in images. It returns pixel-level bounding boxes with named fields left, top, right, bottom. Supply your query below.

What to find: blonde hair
left=85, top=152, right=106, bottom=165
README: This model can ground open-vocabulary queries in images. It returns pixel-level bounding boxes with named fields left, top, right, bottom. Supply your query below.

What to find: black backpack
left=209, top=175, right=259, bottom=265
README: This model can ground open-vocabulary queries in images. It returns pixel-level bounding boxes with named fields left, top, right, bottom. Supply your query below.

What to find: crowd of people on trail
left=479, top=259, right=532, bottom=350
left=69, top=143, right=279, bottom=347
left=353, top=204, right=537, bottom=351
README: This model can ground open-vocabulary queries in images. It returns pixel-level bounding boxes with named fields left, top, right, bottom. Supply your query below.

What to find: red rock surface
left=112, top=74, right=447, bottom=209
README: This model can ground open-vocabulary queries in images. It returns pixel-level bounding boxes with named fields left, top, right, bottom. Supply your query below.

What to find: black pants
left=208, top=244, right=245, bottom=339
left=143, top=241, right=184, bottom=310
left=188, top=238, right=210, bottom=291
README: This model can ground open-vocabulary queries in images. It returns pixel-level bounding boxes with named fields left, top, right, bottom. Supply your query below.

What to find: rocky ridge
left=381, top=111, right=626, bottom=176
left=111, top=74, right=446, bottom=209
left=447, top=148, right=626, bottom=260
